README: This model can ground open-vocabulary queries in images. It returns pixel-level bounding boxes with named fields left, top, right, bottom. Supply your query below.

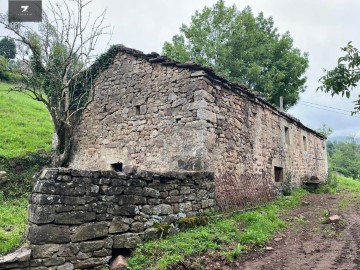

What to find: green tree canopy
left=329, top=136, right=360, bottom=179
left=0, top=37, right=16, bottom=59
left=163, top=1, right=309, bottom=109
left=318, top=42, right=360, bottom=113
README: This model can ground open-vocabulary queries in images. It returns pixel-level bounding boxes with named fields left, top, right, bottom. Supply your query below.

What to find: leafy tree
left=0, top=37, right=16, bottom=59
left=316, top=123, right=333, bottom=138
left=329, top=137, right=360, bottom=179
left=318, top=42, right=360, bottom=113
left=0, top=56, right=10, bottom=80
left=163, top=1, right=308, bottom=109
left=0, top=0, right=110, bottom=166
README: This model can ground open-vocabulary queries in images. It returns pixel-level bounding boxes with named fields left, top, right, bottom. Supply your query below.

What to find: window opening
left=274, top=166, right=283, bottom=182
left=284, top=126, right=290, bottom=144
left=111, top=163, right=123, bottom=172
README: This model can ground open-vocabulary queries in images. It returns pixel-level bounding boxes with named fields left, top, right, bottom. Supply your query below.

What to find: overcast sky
left=3, top=0, right=360, bottom=137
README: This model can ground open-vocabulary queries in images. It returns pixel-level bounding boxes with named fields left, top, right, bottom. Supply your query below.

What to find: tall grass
left=0, top=82, right=53, bottom=157
left=0, top=197, right=28, bottom=254
left=127, top=188, right=307, bottom=270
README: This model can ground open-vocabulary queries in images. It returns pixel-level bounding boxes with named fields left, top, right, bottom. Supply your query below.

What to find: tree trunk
left=53, top=122, right=74, bottom=167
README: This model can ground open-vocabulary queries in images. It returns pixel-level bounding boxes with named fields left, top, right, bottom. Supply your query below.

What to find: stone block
left=79, top=240, right=104, bottom=253
left=93, top=248, right=112, bottom=257
left=143, top=187, right=160, bottom=198
left=58, top=244, right=79, bottom=257
left=0, top=247, right=31, bottom=266
left=110, top=255, right=128, bottom=270
left=71, top=222, right=108, bottom=242
left=55, top=211, right=96, bottom=225
left=194, top=89, right=215, bottom=103
left=76, top=251, right=92, bottom=260
left=169, top=190, right=179, bottom=196
left=30, top=194, right=56, bottom=205
left=119, top=195, right=146, bottom=205
left=179, top=202, right=192, bottom=212
left=140, top=105, right=147, bottom=114
left=109, top=221, right=130, bottom=234
left=57, top=263, right=74, bottom=270
left=180, top=186, right=191, bottom=195
left=201, top=200, right=209, bottom=208
left=144, top=228, right=159, bottom=240
left=110, top=205, right=139, bottom=216
left=197, top=109, right=217, bottom=123
left=148, top=198, right=161, bottom=205
left=33, top=180, right=55, bottom=194
left=113, top=233, right=142, bottom=249
left=28, top=225, right=71, bottom=244
left=39, top=169, right=59, bottom=180
left=29, top=205, right=55, bottom=224
left=31, top=244, right=59, bottom=258
left=130, top=222, right=144, bottom=232
left=124, top=187, right=143, bottom=195
left=153, top=204, right=173, bottom=215
left=43, top=257, right=66, bottom=267
left=74, top=257, right=111, bottom=269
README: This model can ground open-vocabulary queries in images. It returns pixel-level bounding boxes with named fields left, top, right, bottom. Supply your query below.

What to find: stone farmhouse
left=0, top=46, right=329, bottom=270
left=70, top=46, right=327, bottom=206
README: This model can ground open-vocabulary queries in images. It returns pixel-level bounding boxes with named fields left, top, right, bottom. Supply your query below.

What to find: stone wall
left=23, top=168, right=214, bottom=269
left=69, top=47, right=327, bottom=209
left=71, top=51, right=209, bottom=172
left=195, top=79, right=327, bottom=207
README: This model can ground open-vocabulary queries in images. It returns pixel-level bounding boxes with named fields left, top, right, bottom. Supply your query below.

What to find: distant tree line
left=327, top=137, right=360, bottom=180
left=0, top=37, right=20, bottom=82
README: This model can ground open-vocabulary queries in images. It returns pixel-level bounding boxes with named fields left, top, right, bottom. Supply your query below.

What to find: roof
left=100, top=45, right=326, bottom=140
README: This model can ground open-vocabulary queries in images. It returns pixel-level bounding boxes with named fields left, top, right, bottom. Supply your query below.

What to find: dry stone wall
left=23, top=168, right=214, bottom=269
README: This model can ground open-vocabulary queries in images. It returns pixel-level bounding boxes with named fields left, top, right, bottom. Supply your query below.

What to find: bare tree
left=0, top=0, right=110, bottom=166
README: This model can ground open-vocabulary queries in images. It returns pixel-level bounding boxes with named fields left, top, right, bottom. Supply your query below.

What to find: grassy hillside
left=0, top=82, right=53, bottom=157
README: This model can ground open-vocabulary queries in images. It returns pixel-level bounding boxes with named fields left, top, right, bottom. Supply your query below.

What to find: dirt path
left=174, top=192, right=360, bottom=270
left=240, top=193, right=360, bottom=270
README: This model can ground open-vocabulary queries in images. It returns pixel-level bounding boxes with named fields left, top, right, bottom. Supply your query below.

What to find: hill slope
left=0, top=82, right=53, bottom=157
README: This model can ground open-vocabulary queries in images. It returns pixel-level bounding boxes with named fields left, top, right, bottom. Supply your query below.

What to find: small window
left=274, top=166, right=283, bottom=182
left=135, top=106, right=140, bottom=115
left=303, top=136, right=308, bottom=151
left=284, top=126, right=290, bottom=144
left=111, top=163, right=123, bottom=172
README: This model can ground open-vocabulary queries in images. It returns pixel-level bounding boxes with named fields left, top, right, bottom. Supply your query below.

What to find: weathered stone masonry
left=0, top=46, right=327, bottom=269
left=17, top=168, right=213, bottom=269
left=70, top=47, right=327, bottom=208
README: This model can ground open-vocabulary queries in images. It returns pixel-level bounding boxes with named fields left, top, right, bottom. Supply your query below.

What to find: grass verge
left=0, top=82, right=53, bottom=157
left=0, top=197, right=28, bottom=255
left=127, top=188, right=308, bottom=270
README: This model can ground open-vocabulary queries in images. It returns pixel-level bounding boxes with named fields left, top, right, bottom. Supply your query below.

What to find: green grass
left=337, top=176, right=360, bottom=192
left=0, top=82, right=53, bottom=157
left=127, top=188, right=307, bottom=270
left=0, top=197, right=28, bottom=254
